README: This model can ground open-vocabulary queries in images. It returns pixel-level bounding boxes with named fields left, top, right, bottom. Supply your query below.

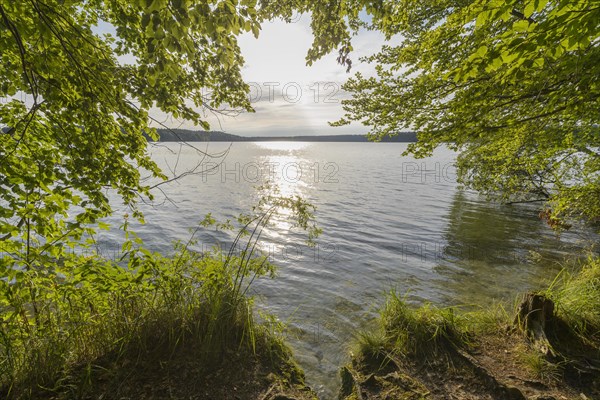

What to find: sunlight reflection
left=255, top=141, right=310, bottom=152
left=257, top=142, right=312, bottom=240
left=265, top=155, right=308, bottom=198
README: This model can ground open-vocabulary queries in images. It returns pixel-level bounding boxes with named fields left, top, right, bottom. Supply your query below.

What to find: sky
left=165, top=15, right=392, bottom=137
left=45, top=14, right=393, bottom=137
left=7, top=14, right=393, bottom=137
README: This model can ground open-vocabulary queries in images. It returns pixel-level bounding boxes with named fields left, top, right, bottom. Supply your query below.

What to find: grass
left=354, top=291, right=512, bottom=365
left=346, top=257, right=600, bottom=400
left=354, top=257, right=600, bottom=364
left=0, top=192, right=320, bottom=399
left=547, top=256, right=600, bottom=340
left=0, top=228, right=313, bottom=399
left=354, top=329, right=390, bottom=365
left=0, top=193, right=322, bottom=399
left=0, top=247, right=286, bottom=398
left=519, top=350, right=563, bottom=382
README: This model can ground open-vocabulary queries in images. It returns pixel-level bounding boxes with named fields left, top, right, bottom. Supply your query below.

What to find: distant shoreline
left=151, top=129, right=417, bottom=143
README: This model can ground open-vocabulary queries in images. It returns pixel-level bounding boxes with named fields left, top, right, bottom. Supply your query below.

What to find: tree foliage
left=333, top=0, right=600, bottom=227
left=0, top=0, right=263, bottom=265
left=0, top=0, right=351, bottom=264
left=0, top=4, right=328, bottom=391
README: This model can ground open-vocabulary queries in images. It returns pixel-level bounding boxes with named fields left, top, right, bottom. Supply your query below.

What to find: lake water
left=99, top=142, right=596, bottom=399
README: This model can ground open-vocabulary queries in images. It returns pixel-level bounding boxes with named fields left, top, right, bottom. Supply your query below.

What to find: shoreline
left=338, top=258, right=600, bottom=400
left=3, top=257, right=598, bottom=399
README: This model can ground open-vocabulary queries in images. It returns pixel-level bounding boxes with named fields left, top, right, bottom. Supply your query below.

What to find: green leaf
left=513, top=20, right=531, bottom=32
left=475, top=45, right=488, bottom=58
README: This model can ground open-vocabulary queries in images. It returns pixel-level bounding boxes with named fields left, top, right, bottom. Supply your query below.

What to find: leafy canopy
left=0, top=0, right=347, bottom=268
left=333, top=0, right=600, bottom=227
left=0, top=0, right=257, bottom=263
left=0, top=5, right=330, bottom=388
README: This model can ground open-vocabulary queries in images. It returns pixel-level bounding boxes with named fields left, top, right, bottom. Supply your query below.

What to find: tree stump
left=514, top=293, right=555, bottom=356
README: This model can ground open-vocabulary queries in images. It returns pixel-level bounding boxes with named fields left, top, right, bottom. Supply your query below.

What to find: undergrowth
left=354, top=291, right=511, bottom=365
left=0, top=190, right=320, bottom=399
left=547, top=256, right=600, bottom=340
left=354, top=256, right=600, bottom=365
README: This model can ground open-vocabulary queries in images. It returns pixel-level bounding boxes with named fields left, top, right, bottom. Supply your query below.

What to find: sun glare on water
left=256, top=141, right=312, bottom=235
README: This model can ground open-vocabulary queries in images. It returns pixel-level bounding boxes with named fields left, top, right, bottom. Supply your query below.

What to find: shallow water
left=99, top=142, right=596, bottom=398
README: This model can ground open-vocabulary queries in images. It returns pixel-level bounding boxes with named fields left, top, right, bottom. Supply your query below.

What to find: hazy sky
left=168, top=15, right=392, bottom=136
left=94, top=14, right=392, bottom=136
left=7, top=14, right=392, bottom=137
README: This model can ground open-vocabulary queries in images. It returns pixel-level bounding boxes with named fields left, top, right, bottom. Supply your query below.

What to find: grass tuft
left=548, top=257, right=600, bottom=339
left=396, top=295, right=467, bottom=354
left=359, top=291, right=474, bottom=359
left=354, top=329, right=390, bottom=364
left=519, top=351, right=563, bottom=382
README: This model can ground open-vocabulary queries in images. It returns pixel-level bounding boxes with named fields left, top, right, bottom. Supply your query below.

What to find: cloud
left=151, top=15, right=398, bottom=136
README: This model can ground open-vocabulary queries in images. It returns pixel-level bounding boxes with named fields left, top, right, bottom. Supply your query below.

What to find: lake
left=99, top=141, right=596, bottom=398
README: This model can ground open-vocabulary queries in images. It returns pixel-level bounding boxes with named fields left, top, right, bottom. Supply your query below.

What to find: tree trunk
left=514, top=293, right=555, bottom=356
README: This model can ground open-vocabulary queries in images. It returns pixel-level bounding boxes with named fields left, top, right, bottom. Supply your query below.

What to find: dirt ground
left=21, top=340, right=318, bottom=400
left=340, top=327, right=600, bottom=400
